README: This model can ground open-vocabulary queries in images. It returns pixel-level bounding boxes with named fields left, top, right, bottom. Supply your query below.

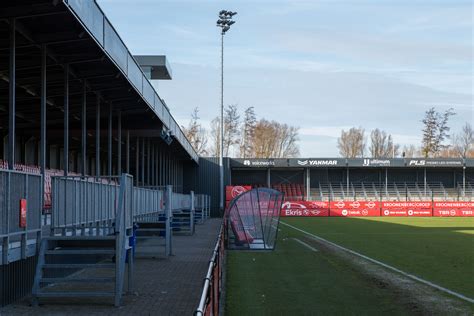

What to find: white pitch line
left=292, top=238, right=318, bottom=252
left=280, top=221, right=474, bottom=304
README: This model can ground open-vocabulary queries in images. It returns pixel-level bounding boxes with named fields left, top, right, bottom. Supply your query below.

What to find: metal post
left=190, top=191, right=195, bottom=234
left=424, top=168, right=427, bottom=197
left=117, top=111, right=122, bottom=175
left=306, top=168, right=310, bottom=200
left=63, top=64, right=69, bottom=176
left=151, top=143, right=155, bottom=185
left=266, top=168, right=271, bottom=187
left=147, top=139, right=150, bottom=185
left=165, top=185, right=173, bottom=256
left=95, top=95, right=100, bottom=176
left=462, top=167, right=466, bottom=198
left=346, top=167, right=349, bottom=195
left=40, top=45, right=47, bottom=187
left=219, top=32, right=224, bottom=211
left=141, top=139, right=145, bottom=185
left=126, top=130, right=130, bottom=174
left=8, top=18, right=16, bottom=170
left=81, top=81, right=87, bottom=176
left=135, top=137, right=139, bottom=185
left=108, top=103, right=112, bottom=176
left=385, top=168, right=388, bottom=193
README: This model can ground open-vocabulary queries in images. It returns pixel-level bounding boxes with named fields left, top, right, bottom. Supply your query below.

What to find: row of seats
left=0, top=160, right=81, bottom=210
left=241, top=183, right=306, bottom=200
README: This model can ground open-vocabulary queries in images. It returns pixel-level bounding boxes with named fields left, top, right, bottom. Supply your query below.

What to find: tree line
left=337, top=107, right=473, bottom=158
left=182, top=105, right=300, bottom=158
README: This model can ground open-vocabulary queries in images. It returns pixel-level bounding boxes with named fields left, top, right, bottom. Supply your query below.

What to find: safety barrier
left=171, top=192, right=195, bottom=235
left=194, top=194, right=211, bottom=224
left=0, top=169, right=42, bottom=265
left=195, top=223, right=225, bottom=316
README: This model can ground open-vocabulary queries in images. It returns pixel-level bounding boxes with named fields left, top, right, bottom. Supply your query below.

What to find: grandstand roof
left=0, top=0, right=198, bottom=163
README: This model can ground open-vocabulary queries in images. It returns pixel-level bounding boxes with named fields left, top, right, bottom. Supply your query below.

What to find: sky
left=97, top=0, right=473, bottom=157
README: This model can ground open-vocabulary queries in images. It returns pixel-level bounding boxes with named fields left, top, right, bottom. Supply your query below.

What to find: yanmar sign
left=290, top=159, right=342, bottom=167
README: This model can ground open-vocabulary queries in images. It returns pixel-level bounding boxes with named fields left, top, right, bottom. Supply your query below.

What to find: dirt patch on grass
left=301, top=235, right=473, bottom=315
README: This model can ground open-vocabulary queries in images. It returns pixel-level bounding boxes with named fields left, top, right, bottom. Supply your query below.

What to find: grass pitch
left=225, top=217, right=474, bottom=315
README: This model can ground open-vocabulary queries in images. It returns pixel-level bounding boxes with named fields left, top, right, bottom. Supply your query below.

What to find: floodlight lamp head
left=228, top=11, right=237, bottom=17
left=219, top=10, right=228, bottom=16
left=227, top=20, right=235, bottom=26
left=222, top=26, right=230, bottom=33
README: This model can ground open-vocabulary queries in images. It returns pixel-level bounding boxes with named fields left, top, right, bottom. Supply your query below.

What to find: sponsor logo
left=450, top=210, right=456, bottom=216
left=243, top=160, right=251, bottom=166
left=342, top=210, right=348, bottom=216
left=297, top=160, right=309, bottom=166
left=350, top=201, right=360, bottom=208
left=282, top=202, right=306, bottom=210
left=408, top=210, right=413, bottom=216
left=308, top=160, right=338, bottom=166
left=335, top=201, right=345, bottom=208
left=363, top=159, right=391, bottom=166
left=409, top=160, right=426, bottom=166
left=231, top=186, right=247, bottom=198
left=384, top=210, right=390, bottom=216
left=367, top=201, right=376, bottom=208
left=362, top=209, right=369, bottom=216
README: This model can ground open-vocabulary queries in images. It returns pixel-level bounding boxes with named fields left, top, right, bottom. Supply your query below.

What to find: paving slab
left=0, top=218, right=222, bottom=316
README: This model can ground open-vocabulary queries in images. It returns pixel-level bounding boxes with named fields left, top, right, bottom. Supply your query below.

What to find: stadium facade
left=0, top=0, right=472, bottom=308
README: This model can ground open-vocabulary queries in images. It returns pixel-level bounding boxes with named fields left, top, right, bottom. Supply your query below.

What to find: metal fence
left=51, top=176, right=127, bottom=236
left=195, top=223, right=225, bottom=316
left=0, top=169, right=42, bottom=265
left=133, top=186, right=165, bottom=222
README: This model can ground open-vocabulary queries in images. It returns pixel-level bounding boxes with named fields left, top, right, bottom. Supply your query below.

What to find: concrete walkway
left=1, top=218, right=222, bottom=316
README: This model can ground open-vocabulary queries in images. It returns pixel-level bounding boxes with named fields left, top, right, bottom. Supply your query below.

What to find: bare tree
left=369, top=129, right=400, bottom=158
left=223, top=105, right=240, bottom=156
left=208, top=105, right=241, bottom=157
left=209, top=117, right=220, bottom=157
left=239, top=106, right=256, bottom=158
left=181, top=107, right=208, bottom=155
left=421, top=107, right=455, bottom=157
left=402, top=145, right=419, bottom=158
left=252, top=119, right=299, bottom=158
left=338, top=127, right=366, bottom=158
left=453, top=122, right=474, bottom=158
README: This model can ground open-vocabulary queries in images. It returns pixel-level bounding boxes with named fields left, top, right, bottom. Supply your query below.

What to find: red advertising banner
left=19, top=199, right=27, bottom=228
left=329, top=200, right=380, bottom=217
left=433, top=201, right=474, bottom=217
left=281, top=201, right=329, bottom=217
left=225, top=186, right=252, bottom=201
left=381, top=201, right=432, bottom=217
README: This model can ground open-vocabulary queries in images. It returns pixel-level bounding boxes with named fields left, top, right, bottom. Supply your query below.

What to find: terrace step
left=42, top=263, right=115, bottom=269
left=35, top=291, right=115, bottom=298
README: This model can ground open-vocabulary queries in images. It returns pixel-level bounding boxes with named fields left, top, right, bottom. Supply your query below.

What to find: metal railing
left=0, top=169, right=42, bottom=265
left=195, top=223, right=224, bottom=316
left=51, top=176, right=125, bottom=236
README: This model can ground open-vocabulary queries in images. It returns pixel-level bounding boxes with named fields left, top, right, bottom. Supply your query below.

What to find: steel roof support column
left=40, top=45, right=47, bottom=188
left=151, top=143, right=155, bottom=186
left=63, top=64, right=69, bottom=176
left=141, top=138, right=145, bottom=186
left=117, top=110, right=122, bottom=175
left=108, top=103, right=112, bottom=176
left=147, top=139, right=150, bottom=185
left=81, top=81, right=87, bottom=176
left=306, top=168, right=310, bottom=200
left=135, top=137, right=139, bottom=186
left=266, top=168, right=271, bottom=188
left=8, top=18, right=16, bottom=169
left=346, top=167, right=349, bottom=196
left=95, top=95, right=100, bottom=176
left=126, top=130, right=130, bottom=174
left=159, top=144, right=163, bottom=186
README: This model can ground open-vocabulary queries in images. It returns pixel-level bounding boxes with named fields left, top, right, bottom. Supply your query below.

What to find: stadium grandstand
left=229, top=158, right=474, bottom=202
left=0, top=0, right=473, bottom=313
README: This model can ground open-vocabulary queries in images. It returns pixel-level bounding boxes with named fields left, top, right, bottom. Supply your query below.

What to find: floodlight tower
left=217, top=10, right=237, bottom=212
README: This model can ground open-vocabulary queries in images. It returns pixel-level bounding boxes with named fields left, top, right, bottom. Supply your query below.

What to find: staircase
left=32, top=235, right=130, bottom=306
